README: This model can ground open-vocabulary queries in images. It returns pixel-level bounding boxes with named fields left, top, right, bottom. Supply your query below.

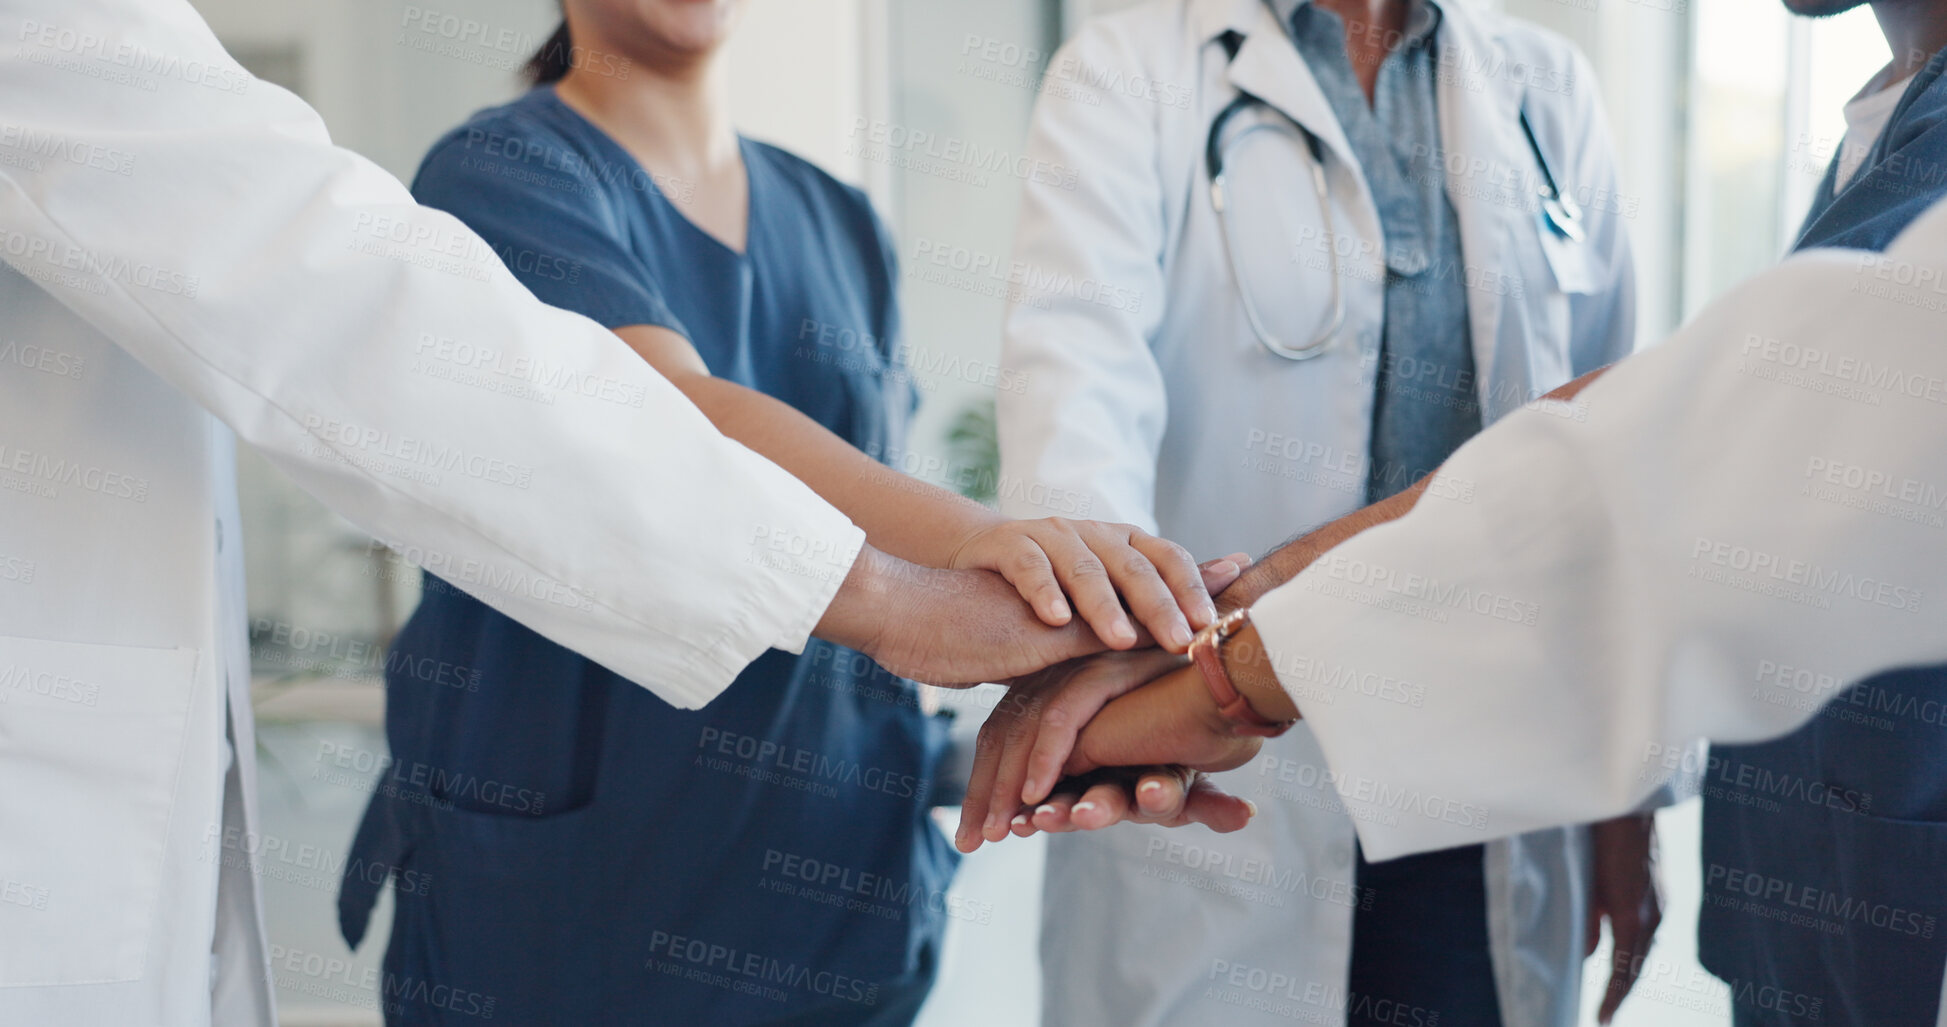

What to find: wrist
left=1163, top=663, right=1273, bottom=772
left=1076, top=665, right=1244, bottom=771
left=1170, top=663, right=1239, bottom=740
left=939, top=511, right=1011, bottom=570
left=1213, top=583, right=1250, bottom=616
left=1213, top=541, right=1324, bottom=615
left=1189, top=610, right=1299, bottom=733
left=819, top=543, right=897, bottom=658
left=1222, top=622, right=1300, bottom=723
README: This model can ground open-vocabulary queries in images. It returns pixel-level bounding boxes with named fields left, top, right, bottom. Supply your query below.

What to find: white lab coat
left=997, top=1, right=1634, bottom=1024
left=0, top=2, right=861, bottom=1025
left=1251, top=192, right=1947, bottom=1026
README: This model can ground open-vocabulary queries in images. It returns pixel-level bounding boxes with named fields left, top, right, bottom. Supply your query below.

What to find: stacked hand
left=835, top=531, right=1237, bottom=688
left=954, top=580, right=1271, bottom=852
left=946, top=518, right=1215, bottom=651
left=944, top=581, right=1664, bottom=1021
left=957, top=660, right=1267, bottom=851
left=924, top=466, right=1662, bottom=1022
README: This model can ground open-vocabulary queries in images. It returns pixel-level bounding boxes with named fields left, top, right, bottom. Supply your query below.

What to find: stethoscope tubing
left=1207, top=90, right=1345, bottom=361
left=1204, top=53, right=1585, bottom=361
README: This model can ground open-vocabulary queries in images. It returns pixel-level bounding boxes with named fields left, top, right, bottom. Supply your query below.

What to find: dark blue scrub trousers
left=1350, top=843, right=1503, bottom=1027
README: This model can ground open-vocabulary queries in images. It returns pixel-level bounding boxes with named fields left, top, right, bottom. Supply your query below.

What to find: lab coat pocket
left=1534, top=214, right=1597, bottom=295
left=0, top=635, right=199, bottom=987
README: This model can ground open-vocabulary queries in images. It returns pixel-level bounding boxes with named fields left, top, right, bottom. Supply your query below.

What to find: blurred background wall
left=181, top=1, right=1890, bottom=1023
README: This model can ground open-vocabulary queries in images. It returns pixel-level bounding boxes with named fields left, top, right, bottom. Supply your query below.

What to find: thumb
left=1181, top=777, right=1257, bottom=833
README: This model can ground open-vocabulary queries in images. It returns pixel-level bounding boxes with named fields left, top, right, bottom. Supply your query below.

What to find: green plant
left=944, top=399, right=1000, bottom=506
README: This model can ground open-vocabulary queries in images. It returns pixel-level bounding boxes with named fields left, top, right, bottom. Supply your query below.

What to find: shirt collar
left=1271, top=0, right=1443, bottom=49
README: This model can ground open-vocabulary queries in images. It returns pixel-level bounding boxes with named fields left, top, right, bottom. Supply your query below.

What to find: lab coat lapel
left=1434, top=3, right=1523, bottom=400
left=1202, top=0, right=1357, bottom=170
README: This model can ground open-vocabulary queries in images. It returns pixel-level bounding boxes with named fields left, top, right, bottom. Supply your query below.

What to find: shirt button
left=1328, top=841, right=1354, bottom=868
left=1387, top=248, right=1430, bottom=276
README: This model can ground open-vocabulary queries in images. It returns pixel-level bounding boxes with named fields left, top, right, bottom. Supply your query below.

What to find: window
left=1686, top=0, right=1888, bottom=319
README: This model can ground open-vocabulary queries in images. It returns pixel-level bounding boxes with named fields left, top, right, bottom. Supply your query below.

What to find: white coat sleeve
left=995, top=22, right=1172, bottom=531
left=0, top=0, right=863, bottom=709
left=1251, top=196, right=1947, bottom=859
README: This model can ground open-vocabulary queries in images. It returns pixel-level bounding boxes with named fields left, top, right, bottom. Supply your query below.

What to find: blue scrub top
left=339, top=88, right=955, bottom=1027
left=1700, top=51, right=1947, bottom=1027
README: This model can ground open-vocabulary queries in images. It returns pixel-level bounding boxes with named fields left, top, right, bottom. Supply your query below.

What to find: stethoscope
left=1205, top=31, right=1586, bottom=361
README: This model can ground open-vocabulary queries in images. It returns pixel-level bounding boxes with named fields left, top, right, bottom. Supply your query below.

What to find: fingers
left=1599, top=894, right=1661, bottom=1022
left=948, top=519, right=1238, bottom=654
left=982, top=703, right=1048, bottom=846
left=989, top=686, right=1056, bottom=820
left=1130, top=531, right=1216, bottom=636
left=1114, top=769, right=1259, bottom=835
left=1590, top=812, right=1662, bottom=1022
left=956, top=693, right=1016, bottom=853
left=1598, top=930, right=1649, bottom=1023
left=1029, top=792, right=1080, bottom=833
left=1024, top=773, right=1146, bottom=835
left=1100, top=534, right=1195, bottom=652
left=1030, top=527, right=1138, bottom=649
left=962, top=653, right=1170, bottom=850
left=1017, top=770, right=1257, bottom=837
left=1020, top=650, right=1183, bottom=805
left=1594, top=893, right=1661, bottom=1020
left=1179, top=777, right=1257, bottom=833
left=1008, top=808, right=1039, bottom=838
left=1133, top=767, right=1190, bottom=818
left=1068, top=779, right=1132, bottom=830
left=1199, top=552, right=1251, bottom=598
left=989, top=538, right=1072, bottom=628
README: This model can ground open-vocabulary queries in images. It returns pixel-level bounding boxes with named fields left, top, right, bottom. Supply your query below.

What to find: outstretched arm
left=0, top=0, right=870, bottom=708
left=1215, top=368, right=1613, bottom=613
left=1056, top=207, right=1947, bottom=861
left=0, top=0, right=1195, bottom=706
left=616, top=325, right=1213, bottom=652
left=815, top=545, right=1107, bottom=686
left=953, top=371, right=1607, bottom=838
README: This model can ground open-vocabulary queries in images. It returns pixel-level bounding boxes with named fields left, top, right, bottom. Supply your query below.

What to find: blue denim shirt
left=1276, top=0, right=1480, bottom=502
